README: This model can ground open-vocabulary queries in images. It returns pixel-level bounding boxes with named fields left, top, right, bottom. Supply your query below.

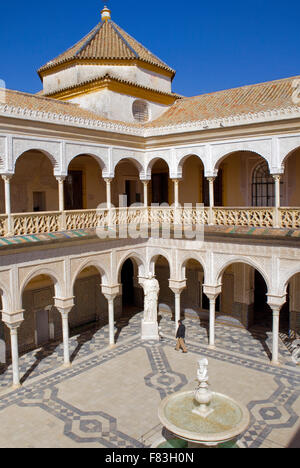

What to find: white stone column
left=267, top=294, right=286, bottom=365
left=2, top=312, right=24, bottom=388
left=208, top=177, right=215, bottom=208
left=273, top=175, right=281, bottom=208
left=203, top=285, right=222, bottom=348
left=2, top=174, right=13, bottom=236
left=102, top=285, right=122, bottom=348
left=54, top=298, right=74, bottom=367
left=271, top=308, right=280, bottom=365
left=142, top=180, right=149, bottom=207
left=207, top=177, right=215, bottom=225
left=9, top=324, right=21, bottom=387
left=104, top=178, right=112, bottom=209
left=56, top=176, right=65, bottom=212
left=56, top=176, right=66, bottom=231
left=273, top=174, right=281, bottom=228
left=169, top=279, right=186, bottom=334
left=173, top=179, right=180, bottom=208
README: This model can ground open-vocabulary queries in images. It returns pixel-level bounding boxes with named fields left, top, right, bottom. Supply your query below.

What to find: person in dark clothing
left=175, top=320, right=187, bottom=353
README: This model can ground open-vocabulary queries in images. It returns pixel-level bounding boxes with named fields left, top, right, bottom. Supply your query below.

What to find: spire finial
left=101, top=4, right=111, bottom=22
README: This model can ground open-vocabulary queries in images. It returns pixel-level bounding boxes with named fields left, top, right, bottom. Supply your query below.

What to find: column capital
left=267, top=293, right=286, bottom=311
left=54, top=297, right=74, bottom=314
left=203, top=284, right=222, bottom=300
left=102, top=284, right=122, bottom=301
left=56, top=175, right=66, bottom=182
left=1, top=173, right=13, bottom=182
left=2, top=310, right=24, bottom=327
left=169, top=279, right=187, bottom=294
left=104, top=177, right=113, bottom=184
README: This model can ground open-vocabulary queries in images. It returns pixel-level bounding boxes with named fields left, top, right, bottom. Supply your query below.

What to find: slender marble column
left=142, top=181, right=149, bottom=207
left=272, top=308, right=280, bottom=365
left=105, top=178, right=112, bottom=209
left=7, top=323, right=21, bottom=388
left=2, top=175, right=13, bottom=235
left=57, top=308, right=72, bottom=367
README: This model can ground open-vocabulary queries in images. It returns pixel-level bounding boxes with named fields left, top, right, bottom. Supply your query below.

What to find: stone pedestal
left=141, top=320, right=159, bottom=341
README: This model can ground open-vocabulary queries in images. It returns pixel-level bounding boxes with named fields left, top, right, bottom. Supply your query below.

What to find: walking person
left=175, top=320, right=188, bottom=353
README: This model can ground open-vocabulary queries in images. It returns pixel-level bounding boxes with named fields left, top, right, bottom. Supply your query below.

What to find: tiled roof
left=147, top=75, right=300, bottom=127
left=0, top=88, right=140, bottom=127
left=42, top=73, right=181, bottom=100
left=1, top=75, right=300, bottom=132
left=38, top=20, right=175, bottom=76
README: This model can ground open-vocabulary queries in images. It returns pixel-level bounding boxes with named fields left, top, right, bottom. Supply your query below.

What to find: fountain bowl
left=158, top=390, right=250, bottom=447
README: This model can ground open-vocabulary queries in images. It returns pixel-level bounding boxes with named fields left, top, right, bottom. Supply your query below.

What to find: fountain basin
left=158, top=390, right=250, bottom=447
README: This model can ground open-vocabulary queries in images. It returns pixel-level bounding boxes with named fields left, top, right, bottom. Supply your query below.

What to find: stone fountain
left=157, top=358, right=250, bottom=448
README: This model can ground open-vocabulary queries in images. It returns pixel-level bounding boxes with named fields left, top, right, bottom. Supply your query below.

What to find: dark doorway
left=253, top=271, right=271, bottom=327
left=280, top=285, right=290, bottom=334
left=36, top=309, right=50, bottom=346
left=64, top=170, right=83, bottom=210
left=203, top=169, right=223, bottom=206
left=121, top=259, right=135, bottom=307
left=151, top=173, right=169, bottom=204
left=125, top=180, right=139, bottom=206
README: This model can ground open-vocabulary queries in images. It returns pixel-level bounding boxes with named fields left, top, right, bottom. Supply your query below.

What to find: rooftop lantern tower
left=38, top=4, right=178, bottom=123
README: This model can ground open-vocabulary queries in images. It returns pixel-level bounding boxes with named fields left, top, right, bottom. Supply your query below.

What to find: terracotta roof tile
left=38, top=20, right=175, bottom=76
left=147, top=75, right=300, bottom=127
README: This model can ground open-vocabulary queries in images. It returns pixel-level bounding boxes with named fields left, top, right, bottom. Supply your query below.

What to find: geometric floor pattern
left=0, top=312, right=299, bottom=448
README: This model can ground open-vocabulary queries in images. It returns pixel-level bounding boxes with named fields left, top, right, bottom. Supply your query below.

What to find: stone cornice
left=0, top=102, right=300, bottom=139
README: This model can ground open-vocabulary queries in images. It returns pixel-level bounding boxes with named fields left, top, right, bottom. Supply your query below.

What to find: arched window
left=132, top=100, right=149, bottom=122
left=252, top=161, right=274, bottom=207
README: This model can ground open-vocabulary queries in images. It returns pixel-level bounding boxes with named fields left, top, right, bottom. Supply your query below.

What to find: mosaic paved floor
left=0, top=313, right=299, bottom=448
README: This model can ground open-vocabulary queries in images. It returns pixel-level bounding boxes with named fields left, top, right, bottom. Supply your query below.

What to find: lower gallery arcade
left=0, top=235, right=299, bottom=388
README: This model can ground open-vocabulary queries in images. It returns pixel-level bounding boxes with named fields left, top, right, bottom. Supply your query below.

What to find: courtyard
left=0, top=312, right=299, bottom=448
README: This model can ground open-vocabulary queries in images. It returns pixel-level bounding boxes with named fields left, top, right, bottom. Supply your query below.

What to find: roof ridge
left=109, top=21, right=139, bottom=59
left=74, top=22, right=103, bottom=58
left=182, top=74, right=300, bottom=102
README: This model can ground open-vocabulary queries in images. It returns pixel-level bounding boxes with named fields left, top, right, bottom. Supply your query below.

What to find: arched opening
left=181, top=259, right=211, bottom=321
left=252, top=161, right=277, bottom=207
left=21, top=274, right=61, bottom=352
left=71, top=266, right=107, bottom=334
left=216, top=151, right=270, bottom=207
left=120, top=258, right=144, bottom=312
left=121, top=259, right=135, bottom=307
left=282, top=146, right=300, bottom=206
left=12, top=151, right=57, bottom=213
left=219, top=262, right=272, bottom=330
left=179, top=155, right=205, bottom=205
left=113, top=159, right=143, bottom=207
left=150, top=159, right=170, bottom=205
left=282, top=272, right=300, bottom=339
left=66, top=155, right=106, bottom=210
left=153, top=255, right=172, bottom=316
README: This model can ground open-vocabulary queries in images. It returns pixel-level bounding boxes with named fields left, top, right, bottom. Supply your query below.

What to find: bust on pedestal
left=141, top=272, right=160, bottom=341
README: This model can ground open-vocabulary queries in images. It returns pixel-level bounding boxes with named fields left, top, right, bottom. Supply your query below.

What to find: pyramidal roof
left=38, top=15, right=175, bottom=78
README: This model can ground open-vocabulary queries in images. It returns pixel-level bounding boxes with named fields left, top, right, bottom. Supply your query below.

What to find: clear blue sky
left=0, top=0, right=299, bottom=97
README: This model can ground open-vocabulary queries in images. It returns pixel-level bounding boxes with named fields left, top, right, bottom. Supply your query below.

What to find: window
left=132, top=100, right=149, bottom=122
left=252, top=161, right=275, bottom=207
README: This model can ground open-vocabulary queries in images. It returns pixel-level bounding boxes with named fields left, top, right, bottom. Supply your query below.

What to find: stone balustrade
left=0, top=206, right=299, bottom=237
